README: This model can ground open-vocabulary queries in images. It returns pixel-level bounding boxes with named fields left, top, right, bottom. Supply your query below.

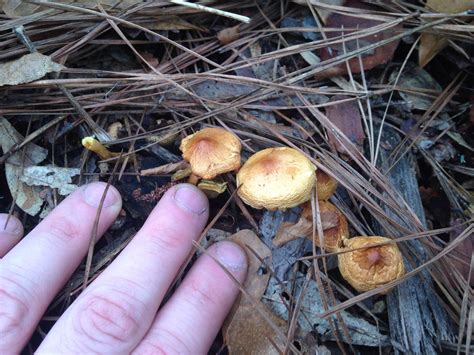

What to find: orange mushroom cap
left=301, top=201, right=348, bottom=252
left=179, top=127, right=241, bottom=179
left=236, top=147, right=316, bottom=210
left=316, top=169, right=338, bottom=200
left=338, top=236, right=405, bottom=293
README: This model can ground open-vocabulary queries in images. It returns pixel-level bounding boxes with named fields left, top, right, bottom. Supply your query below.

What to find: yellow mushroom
left=82, top=137, right=120, bottom=160
left=236, top=147, right=316, bottom=210
left=338, top=236, right=405, bottom=293
left=179, top=127, right=241, bottom=180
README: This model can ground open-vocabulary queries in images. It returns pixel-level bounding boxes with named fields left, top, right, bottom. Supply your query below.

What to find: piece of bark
left=374, top=127, right=454, bottom=354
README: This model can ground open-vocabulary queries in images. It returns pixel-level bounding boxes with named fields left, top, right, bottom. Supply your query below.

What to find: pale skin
left=0, top=182, right=248, bottom=354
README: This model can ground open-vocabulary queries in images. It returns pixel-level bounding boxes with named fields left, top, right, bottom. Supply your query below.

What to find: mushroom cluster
left=177, top=127, right=405, bottom=294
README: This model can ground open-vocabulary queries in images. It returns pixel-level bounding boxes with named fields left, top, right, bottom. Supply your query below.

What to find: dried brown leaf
left=317, top=0, right=401, bottom=79
left=325, top=95, right=365, bottom=153
left=0, top=53, right=64, bottom=87
left=0, top=118, right=48, bottom=216
left=227, top=229, right=271, bottom=302
left=273, top=209, right=340, bottom=247
left=224, top=230, right=286, bottom=354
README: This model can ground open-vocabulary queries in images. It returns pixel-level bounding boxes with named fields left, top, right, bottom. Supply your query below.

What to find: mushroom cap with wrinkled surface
left=316, top=169, right=338, bottom=200
left=236, top=147, right=316, bottom=210
left=301, top=201, right=348, bottom=252
left=338, top=236, right=405, bottom=293
left=180, top=127, right=241, bottom=179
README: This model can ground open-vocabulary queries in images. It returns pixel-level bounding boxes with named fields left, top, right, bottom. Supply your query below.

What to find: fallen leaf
left=446, top=131, right=474, bottom=152
left=225, top=306, right=286, bottom=355
left=227, top=229, right=272, bottom=302
left=0, top=118, right=48, bottom=215
left=224, top=230, right=286, bottom=354
left=316, top=0, right=401, bottom=79
left=419, top=0, right=473, bottom=67
left=390, top=63, right=442, bottom=110
left=274, top=220, right=312, bottom=247
left=0, top=52, right=64, bottom=87
left=20, top=165, right=80, bottom=195
left=217, top=25, right=240, bottom=45
left=273, top=208, right=340, bottom=247
left=325, top=95, right=365, bottom=154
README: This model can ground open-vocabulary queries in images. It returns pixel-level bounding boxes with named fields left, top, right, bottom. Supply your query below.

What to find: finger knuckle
left=142, top=225, right=186, bottom=257
left=0, top=273, right=32, bottom=344
left=46, top=216, right=84, bottom=244
left=183, top=277, right=216, bottom=309
left=74, top=284, right=145, bottom=345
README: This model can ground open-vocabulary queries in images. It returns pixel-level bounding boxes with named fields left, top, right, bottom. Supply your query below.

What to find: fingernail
left=216, top=241, right=247, bottom=270
left=0, top=214, right=23, bottom=236
left=83, top=182, right=120, bottom=208
left=173, top=184, right=208, bottom=215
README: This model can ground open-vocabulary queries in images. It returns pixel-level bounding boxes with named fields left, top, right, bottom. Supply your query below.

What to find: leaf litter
left=0, top=1, right=472, bottom=354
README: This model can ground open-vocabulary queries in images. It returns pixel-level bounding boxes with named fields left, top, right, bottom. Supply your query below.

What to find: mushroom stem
left=188, top=173, right=200, bottom=185
left=82, top=136, right=119, bottom=160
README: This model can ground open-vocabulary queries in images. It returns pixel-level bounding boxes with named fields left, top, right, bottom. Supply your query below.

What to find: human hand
left=0, top=182, right=248, bottom=354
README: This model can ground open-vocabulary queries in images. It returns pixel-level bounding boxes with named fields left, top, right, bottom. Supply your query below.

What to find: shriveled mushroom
left=338, top=236, right=405, bottom=293
left=179, top=127, right=241, bottom=180
left=273, top=201, right=348, bottom=251
left=236, top=147, right=316, bottom=210
left=316, top=169, right=338, bottom=200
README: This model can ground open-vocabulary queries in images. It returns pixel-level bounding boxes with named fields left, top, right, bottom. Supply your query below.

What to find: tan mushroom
left=179, top=127, right=241, bottom=180
left=236, top=147, right=316, bottom=210
left=338, top=236, right=405, bottom=293
left=316, top=169, right=338, bottom=200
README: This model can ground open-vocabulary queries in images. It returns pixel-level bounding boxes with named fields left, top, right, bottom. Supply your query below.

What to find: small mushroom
left=179, top=127, right=241, bottom=180
left=273, top=201, right=348, bottom=251
left=338, top=236, right=405, bottom=293
left=236, top=147, right=316, bottom=210
left=82, top=137, right=120, bottom=160
left=198, top=179, right=227, bottom=199
left=316, top=169, right=338, bottom=200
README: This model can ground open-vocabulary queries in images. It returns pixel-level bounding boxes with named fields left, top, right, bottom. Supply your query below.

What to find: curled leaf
left=0, top=118, right=48, bottom=215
